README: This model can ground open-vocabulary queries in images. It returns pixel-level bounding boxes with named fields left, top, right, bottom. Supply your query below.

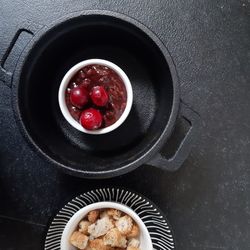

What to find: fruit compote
left=65, top=64, right=127, bottom=130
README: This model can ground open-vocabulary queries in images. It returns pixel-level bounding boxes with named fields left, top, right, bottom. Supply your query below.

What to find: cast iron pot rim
left=11, top=10, right=180, bottom=178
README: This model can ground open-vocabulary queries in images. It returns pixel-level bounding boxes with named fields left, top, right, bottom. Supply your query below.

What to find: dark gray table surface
left=0, top=0, right=250, bottom=249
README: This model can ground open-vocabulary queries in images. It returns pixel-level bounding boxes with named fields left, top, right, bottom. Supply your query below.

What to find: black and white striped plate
left=45, top=188, right=175, bottom=250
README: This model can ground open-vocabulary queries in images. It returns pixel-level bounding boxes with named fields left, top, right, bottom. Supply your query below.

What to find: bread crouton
left=88, top=217, right=114, bottom=238
left=127, top=225, right=139, bottom=238
left=88, top=239, right=112, bottom=250
left=127, top=247, right=140, bottom=250
left=70, top=231, right=89, bottom=249
left=103, top=228, right=127, bottom=248
left=128, top=238, right=140, bottom=248
left=115, top=215, right=133, bottom=235
left=87, top=210, right=100, bottom=223
left=107, top=209, right=122, bottom=220
left=79, top=220, right=91, bottom=234
left=100, top=210, right=109, bottom=219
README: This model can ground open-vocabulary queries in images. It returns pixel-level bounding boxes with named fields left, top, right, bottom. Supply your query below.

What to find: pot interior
left=18, top=14, right=174, bottom=176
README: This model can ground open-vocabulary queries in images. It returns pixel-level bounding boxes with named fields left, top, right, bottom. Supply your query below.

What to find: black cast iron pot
left=0, top=11, right=200, bottom=178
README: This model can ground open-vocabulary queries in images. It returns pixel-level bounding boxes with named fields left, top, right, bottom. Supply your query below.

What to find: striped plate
left=45, top=188, right=175, bottom=250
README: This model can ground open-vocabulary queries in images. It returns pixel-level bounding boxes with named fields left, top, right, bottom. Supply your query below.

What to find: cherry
left=80, top=108, right=103, bottom=130
left=70, top=86, right=89, bottom=109
left=90, top=86, right=109, bottom=107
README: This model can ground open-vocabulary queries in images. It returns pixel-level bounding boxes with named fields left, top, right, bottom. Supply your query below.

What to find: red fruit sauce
left=65, top=64, right=127, bottom=130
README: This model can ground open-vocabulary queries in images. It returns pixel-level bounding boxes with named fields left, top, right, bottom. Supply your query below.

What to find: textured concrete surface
left=0, top=0, right=250, bottom=249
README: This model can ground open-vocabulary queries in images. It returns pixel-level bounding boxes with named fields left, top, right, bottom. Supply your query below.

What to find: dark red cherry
left=70, top=86, right=89, bottom=109
left=90, top=86, right=109, bottom=107
left=80, top=108, right=103, bottom=130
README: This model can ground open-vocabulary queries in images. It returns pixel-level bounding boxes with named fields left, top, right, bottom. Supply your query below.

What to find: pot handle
left=147, top=100, right=200, bottom=171
left=0, top=22, right=44, bottom=87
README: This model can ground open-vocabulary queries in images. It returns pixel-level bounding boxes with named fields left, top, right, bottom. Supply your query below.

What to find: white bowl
left=58, top=59, right=133, bottom=134
left=60, top=201, right=153, bottom=250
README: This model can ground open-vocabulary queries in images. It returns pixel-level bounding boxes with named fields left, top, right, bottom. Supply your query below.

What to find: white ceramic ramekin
left=60, top=201, right=153, bottom=250
left=58, top=59, right=133, bottom=134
